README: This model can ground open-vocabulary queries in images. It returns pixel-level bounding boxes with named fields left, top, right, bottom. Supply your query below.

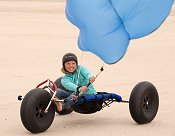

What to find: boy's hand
left=81, top=86, right=88, bottom=92
left=89, top=76, right=96, bottom=83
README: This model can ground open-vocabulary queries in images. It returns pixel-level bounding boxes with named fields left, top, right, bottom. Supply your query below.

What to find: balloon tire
left=20, top=88, right=55, bottom=133
left=129, top=81, right=159, bottom=124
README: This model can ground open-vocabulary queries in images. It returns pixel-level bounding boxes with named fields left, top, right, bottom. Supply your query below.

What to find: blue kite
left=66, top=0, right=174, bottom=64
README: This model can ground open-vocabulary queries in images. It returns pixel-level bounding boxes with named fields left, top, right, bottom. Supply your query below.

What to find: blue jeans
left=55, top=88, right=95, bottom=110
left=56, top=88, right=77, bottom=110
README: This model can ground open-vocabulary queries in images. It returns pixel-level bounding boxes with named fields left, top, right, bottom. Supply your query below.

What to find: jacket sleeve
left=61, top=76, right=78, bottom=93
left=80, top=65, right=93, bottom=80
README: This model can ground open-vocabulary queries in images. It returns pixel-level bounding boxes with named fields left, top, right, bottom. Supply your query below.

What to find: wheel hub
left=143, top=96, right=152, bottom=112
left=35, top=103, right=46, bottom=119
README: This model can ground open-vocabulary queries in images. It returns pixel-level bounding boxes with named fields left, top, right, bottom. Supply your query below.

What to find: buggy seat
left=71, top=92, right=122, bottom=114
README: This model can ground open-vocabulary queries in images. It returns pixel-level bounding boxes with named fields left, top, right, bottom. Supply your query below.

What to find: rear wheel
left=129, top=81, right=159, bottom=124
left=54, top=77, right=67, bottom=91
left=20, top=88, right=55, bottom=133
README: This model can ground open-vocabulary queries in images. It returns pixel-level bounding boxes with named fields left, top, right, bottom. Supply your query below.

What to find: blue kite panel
left=66, top=0, right=174, bottom=64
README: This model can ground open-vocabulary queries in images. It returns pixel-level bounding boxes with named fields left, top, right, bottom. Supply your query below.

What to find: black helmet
left=62, top=53, right=78, bottom=71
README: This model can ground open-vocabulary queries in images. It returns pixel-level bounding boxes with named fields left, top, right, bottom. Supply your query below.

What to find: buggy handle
left=75, top=81, right=94, bottom=97
left=36, top=79, right=58, bottom=92
left=75, top=82, right=92, bottom=97
left=77, top=66, right=104, bottom=97
left=86, top=82, right=91, bottom=87
left=86, top=65, right=104, bottom=87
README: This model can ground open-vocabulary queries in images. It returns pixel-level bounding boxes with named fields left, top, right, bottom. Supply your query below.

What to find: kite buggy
left=18, top=67, right=159, bottom=133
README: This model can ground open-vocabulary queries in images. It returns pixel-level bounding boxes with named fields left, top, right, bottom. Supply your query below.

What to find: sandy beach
left=0, top=1, right=175, bottom=136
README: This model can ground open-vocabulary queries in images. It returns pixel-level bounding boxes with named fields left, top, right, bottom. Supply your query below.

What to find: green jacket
left=61, top=65, right=97, bottom=94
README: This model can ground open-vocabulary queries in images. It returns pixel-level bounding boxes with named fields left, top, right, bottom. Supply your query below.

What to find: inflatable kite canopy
left=66, top=0, right=174, bottom=64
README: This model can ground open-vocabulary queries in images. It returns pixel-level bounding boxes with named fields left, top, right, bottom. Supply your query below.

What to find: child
left=54, top=53, right=97, bottom=111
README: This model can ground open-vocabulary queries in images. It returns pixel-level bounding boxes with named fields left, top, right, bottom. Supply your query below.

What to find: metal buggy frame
left=18, top=78, right=159, bottom=133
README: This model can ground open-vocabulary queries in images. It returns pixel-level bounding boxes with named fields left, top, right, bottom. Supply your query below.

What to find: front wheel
left=20, top=88, right=55, bottom=133
left=129, top=81, right=159, bottom=124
